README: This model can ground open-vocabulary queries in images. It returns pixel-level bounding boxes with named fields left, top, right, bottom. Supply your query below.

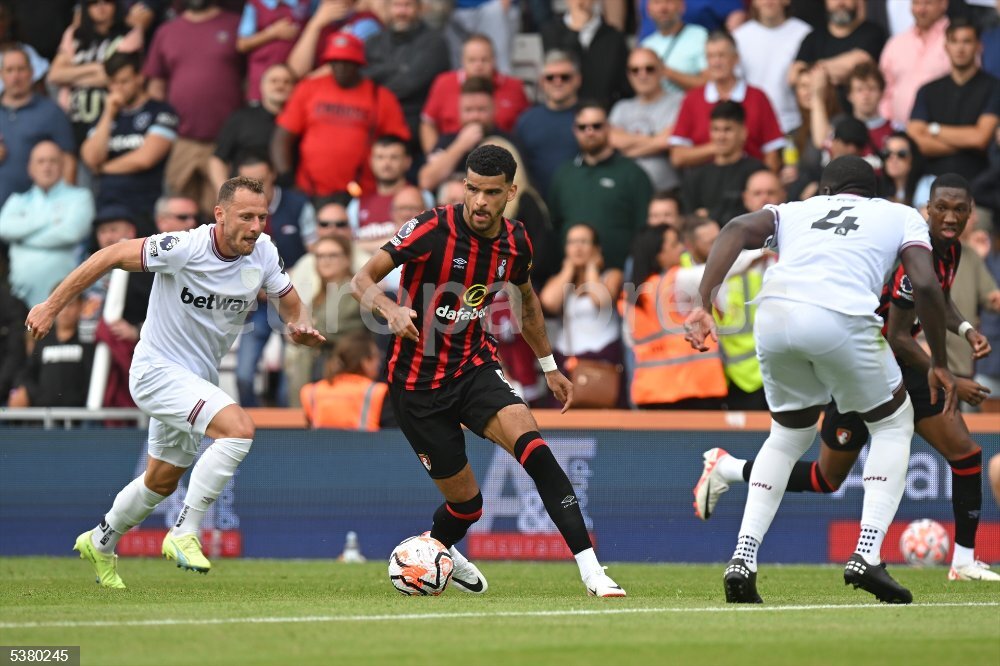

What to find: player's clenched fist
left=25, top=302, right=56, bottom=340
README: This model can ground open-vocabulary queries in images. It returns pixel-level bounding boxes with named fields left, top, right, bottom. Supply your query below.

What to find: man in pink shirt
left=878, top=0, right=951, bottom=126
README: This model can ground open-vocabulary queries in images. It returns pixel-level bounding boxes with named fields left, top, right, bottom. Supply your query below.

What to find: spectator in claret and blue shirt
left=81, top=51, right=178, bottom=235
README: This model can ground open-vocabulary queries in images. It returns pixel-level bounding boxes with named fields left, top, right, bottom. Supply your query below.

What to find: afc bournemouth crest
left=836, top=428, right=852, bottom=446
left=418, top=453, right=432, bottom=472
left=497, top=257, right=507, bottom=279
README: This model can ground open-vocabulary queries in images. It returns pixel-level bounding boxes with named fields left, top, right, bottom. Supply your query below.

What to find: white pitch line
left=1, top=602, right=997, bottom=630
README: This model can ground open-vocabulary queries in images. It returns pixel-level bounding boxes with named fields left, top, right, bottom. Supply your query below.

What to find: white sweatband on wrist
left=958, top=321, right=974, bottom=337
left=538, top=355, right=557, bottom=373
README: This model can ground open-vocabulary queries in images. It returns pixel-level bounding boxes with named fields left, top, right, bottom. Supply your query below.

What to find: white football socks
left=733, top=535, right=761, bottom=571
left=92, top=474, right=167, bottom=554
left=717, top=453, right=748, bottom=484
left=952, top=544, right=974, bottom=568
left=173, top=438, right=252, bottom=538
left=737, top=420, right=816, bottom=545
left=855, top=396, right=914, bottom=565
left=574, top=548, right=602, bottom=580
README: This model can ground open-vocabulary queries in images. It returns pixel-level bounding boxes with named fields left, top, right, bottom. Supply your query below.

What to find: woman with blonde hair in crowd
left=285, top=235, right=365, bottom=407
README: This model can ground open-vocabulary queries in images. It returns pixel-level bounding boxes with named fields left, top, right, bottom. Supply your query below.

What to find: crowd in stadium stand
left=1, top=0, right=1000, bottom=422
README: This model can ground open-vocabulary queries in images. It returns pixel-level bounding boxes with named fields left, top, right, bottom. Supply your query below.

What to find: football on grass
left=388, top=535, right=454, bottom=596
left=899, top=519, right=950, bottom=567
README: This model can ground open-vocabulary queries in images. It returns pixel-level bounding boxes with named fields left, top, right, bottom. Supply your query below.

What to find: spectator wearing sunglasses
left=154, top=195, right=200, bottom=233
left=514, top=50, right=583, bottom=198
left=548, top=100, right=652, bottom=271
left=309, top=198, right=367, bottom=272
left=876, top=131, right=932, bottom=208
left=609, top=47, right=683, bottom=192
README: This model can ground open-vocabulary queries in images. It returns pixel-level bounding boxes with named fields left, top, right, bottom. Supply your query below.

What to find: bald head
left=392, top=186, right=426, bottom=224
left=28, top=141, right=63, bottom=191
left=743, top=170, right=785, bottom=212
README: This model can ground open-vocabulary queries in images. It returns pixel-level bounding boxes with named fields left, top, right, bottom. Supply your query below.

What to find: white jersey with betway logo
left=133, top=224, right=291, bottom=382
left=759, top=194, right=931, bottom=316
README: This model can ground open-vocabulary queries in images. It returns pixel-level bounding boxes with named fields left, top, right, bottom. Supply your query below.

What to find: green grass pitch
left=1, top=558, right=998, bottom=666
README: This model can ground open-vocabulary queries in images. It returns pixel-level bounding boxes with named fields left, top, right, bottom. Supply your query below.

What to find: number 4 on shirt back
left=811, top=207, right=860, bottom=236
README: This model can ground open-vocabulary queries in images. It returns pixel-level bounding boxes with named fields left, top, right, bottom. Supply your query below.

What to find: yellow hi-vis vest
left=680, top=252, right=763, bottom=393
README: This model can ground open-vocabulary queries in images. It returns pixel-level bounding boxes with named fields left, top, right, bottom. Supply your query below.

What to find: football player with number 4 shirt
left=684, top=156, right=957, bottom=605
left=693, top=173, right=1000, bottom=582
left=25, top=176, right=325, bottom=589
left=351, top=144, right=626, bottom=597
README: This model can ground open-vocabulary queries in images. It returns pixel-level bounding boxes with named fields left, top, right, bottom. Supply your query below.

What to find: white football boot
left=422, top=532, right=488, bottom=593
left=584, top=567, right=627, bottom=597
left=693, top=448, right=732, bottom=520
left=948, top=561, right=1000, bottom=581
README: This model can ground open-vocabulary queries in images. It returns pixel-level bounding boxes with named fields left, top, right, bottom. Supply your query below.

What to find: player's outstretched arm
left=351, top=250, right=419, bottom=341
left=277, top=287, right=326, bottom=348
left=25, top=238, right=146, bottom=341
left=514, top=281, right=573, bottom=413
left=685, top=209, right=776, bottom=352
left=900, top=245, right=957, bottom=414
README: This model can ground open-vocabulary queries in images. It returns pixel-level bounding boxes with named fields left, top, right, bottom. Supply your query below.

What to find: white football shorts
left=129, top=359, right=236, bottom=467
left=754, top=298, right=903, bottom=415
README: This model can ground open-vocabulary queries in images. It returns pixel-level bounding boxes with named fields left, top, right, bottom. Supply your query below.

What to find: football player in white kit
left=25, top=176, right=325, bottom=588
left=684, top=156, right=957, bottom=604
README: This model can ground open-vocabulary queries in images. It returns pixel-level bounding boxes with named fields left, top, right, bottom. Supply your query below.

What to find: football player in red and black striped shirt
left=352, top=145, right=626, bottom=597
left=695, top=174, right=999, bottom=580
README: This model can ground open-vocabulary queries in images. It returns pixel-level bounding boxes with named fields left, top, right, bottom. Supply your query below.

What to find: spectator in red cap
left=272, top=32, right=410, bottom=198
left=286, top=0, right=382, bottom=78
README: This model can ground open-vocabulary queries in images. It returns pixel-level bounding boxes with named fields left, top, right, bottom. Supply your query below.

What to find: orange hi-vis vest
left=300, top=373, right=388, bottom=431
left=622, top=268, right=728, bottom=406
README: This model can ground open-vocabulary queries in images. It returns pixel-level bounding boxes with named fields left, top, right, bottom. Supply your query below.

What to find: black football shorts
left=820, top=364, right=943, bottom=451
left=388, top=362, right=525, bottom=479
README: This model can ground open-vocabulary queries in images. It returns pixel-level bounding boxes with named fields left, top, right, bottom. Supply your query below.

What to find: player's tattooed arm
left=351, top=250, right=419, bottom=341
left=514, top=281, right=574, bottom=412
left=24, top=238, right=146, bottom=340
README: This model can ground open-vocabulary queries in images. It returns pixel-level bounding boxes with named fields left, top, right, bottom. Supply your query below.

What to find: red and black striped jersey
left=381, top=204, right=533, bottom=390
left=876, top=242, right=961, bottom=338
